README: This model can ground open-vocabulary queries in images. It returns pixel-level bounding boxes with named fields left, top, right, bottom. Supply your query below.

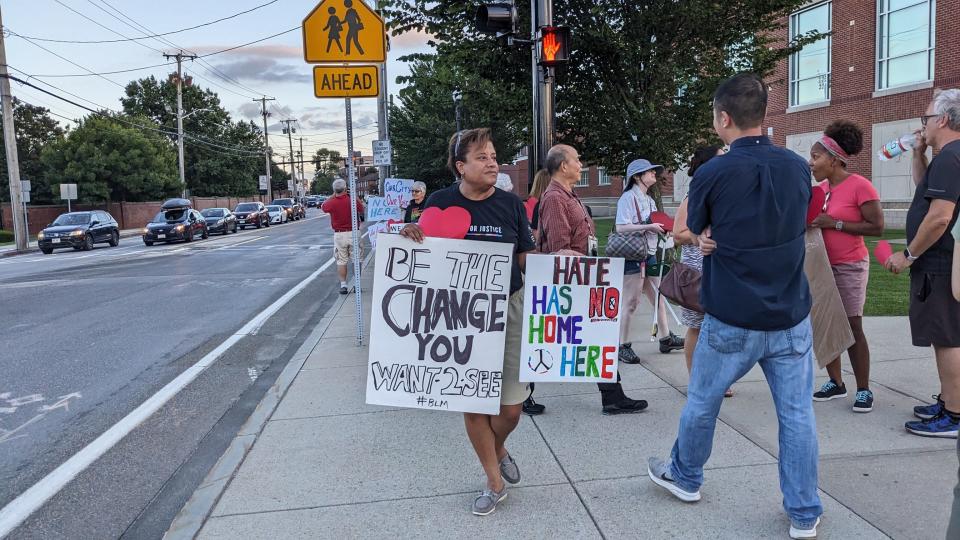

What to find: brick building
left=756, top=0, right=958, bottom=227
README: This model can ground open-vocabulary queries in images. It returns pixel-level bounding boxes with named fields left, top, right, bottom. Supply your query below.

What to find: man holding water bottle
left=885, top=88, right=960, bottom=438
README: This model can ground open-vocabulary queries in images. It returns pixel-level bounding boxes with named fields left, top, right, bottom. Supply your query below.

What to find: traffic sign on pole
left=312, top=65, right=379, bottom=98
left=372, top=140, right=391, bottom=166
left=303, top=0, right=386, bottom=64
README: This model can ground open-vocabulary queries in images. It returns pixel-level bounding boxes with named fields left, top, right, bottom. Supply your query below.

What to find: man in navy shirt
left=647, top=73, right=822, bottom=540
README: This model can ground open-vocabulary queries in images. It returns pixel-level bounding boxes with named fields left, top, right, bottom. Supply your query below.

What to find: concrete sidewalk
left=170, top=261, right=956, bottom=539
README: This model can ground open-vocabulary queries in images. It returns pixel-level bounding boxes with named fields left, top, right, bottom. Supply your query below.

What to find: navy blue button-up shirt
left=687, top=136, right=812, bottom=331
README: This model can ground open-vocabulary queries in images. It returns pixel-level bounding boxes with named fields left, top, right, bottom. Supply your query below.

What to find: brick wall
left=764, top=0, right=960, bottom=194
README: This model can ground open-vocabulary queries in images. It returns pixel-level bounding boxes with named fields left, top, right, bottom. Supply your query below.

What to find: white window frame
left=597, top=167, right=610, bottom=186
left=576, top=168, right=590, bottom=187
left=789, top=1, right=832, bottom=108
left=876, top=0, right=935, bottom=91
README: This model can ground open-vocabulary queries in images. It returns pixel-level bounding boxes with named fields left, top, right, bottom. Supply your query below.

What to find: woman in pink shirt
left=808, top=120, right=885, bottom=413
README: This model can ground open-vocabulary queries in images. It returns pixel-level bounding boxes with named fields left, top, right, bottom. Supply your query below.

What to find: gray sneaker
left=499, top=453, right=520, bottom=484
left=472, top=486, right=508, bottom=516
left=647, top=457, right=701, bottom=502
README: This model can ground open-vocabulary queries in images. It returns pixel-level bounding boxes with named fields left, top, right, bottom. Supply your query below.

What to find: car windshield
left=201, top=209, right=224, bottom=218
left=236, top=203, right=259, bottom=212
left=266, top=206, right=282, bottom=212
left=271, top=199, right=293, bottom=206
left=52, top=213, right=91, bottom=226
left=152, top=209, right=188, bottom=223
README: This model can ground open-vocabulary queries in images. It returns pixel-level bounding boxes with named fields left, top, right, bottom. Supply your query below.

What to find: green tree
left=310, top=148, right=342, bottom=194
left=121, top=76, right=264, bottom=196
left=39, top=115, right=180, bottom=202
left=0, top=99, right=67, bottom=203
left=383, top=0, right=822, bottom=177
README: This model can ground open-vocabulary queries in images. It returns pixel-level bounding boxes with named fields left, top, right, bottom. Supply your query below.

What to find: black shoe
left=522, top=397, right=545, bottom=415
left=339, top=286, right=348, bottom=295
left=812, top=379, right=847, bottom=401
left=619, top=343, right=641, bottom=364
left=602, top=397, right=648, bottom=415
left=659, top=332, right=684, bottom=353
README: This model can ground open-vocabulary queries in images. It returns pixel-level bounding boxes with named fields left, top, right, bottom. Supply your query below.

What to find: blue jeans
left=669, top=314, right=822, bottom=528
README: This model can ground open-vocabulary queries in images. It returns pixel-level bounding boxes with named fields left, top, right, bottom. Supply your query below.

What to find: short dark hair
left=447, top=128, right=494, bottom=178
left=688, top=145, right=723, bottom=176
left=713, top=73, right=767, bottom=129
left=823, top=120, right=864, bottom=156
left=544, top=145, right=570, bottom=176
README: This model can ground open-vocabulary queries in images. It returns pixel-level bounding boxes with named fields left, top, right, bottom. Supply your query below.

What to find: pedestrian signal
left=538, top=26, right=571, bottom=67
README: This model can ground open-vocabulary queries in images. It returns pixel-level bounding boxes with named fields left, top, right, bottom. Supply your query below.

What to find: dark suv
left=38, top=211, right=120, bottom=254
left=234, top=202, right=270, bottom=229
left=143, top=204, right=209, bottom=245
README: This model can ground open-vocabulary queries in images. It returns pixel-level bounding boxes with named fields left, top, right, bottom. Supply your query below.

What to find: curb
left=164, top=253, right=373, bottom=540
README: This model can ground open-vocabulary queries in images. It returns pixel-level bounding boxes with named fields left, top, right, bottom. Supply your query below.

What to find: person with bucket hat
left=614, top=158, right=685, bottom=364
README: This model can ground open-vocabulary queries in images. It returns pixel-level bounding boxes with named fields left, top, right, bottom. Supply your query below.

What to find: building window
left=598, top=167, right=610, bottom=186
left=877, top=0, right=935, bottom=90
left=576, top=169, right=590, bottom=187
left=789, top=2, right=832, bottom=107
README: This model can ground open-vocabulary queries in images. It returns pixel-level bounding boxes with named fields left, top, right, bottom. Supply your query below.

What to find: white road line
left=0, top=240, right=354, bottom=537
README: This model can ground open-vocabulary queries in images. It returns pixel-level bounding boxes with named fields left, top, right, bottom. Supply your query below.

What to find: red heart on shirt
left=807, top=188, right=826, bottom=225
left=874, top=240, right=894, bottom=265
left=418, top=206, right=471, bottom=239
left=524, top=197, right=538, bottom=222
left=650, top=211, right=674, bottom=231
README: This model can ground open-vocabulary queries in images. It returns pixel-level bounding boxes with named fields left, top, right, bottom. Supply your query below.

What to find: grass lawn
left=0, top=229, right=12, bottom=246
left=593, top=217, right=909, bottom=316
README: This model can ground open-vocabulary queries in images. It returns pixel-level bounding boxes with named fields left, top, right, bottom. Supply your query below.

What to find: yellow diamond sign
left=303, top=0, right=386, bottom=64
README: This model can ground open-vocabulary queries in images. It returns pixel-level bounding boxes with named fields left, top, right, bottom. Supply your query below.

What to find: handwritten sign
left=384, top=178, right=414, bottom=209
left=366, top=234, right=514, bottom=414
left=520, top=254, right=624, bottom=383
left=366, top=196, right=402, bottom=222
left=368, top=219, right=402, bottom=249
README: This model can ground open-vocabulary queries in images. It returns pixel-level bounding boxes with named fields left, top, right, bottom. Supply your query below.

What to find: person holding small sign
left=400, top=128, right=535, bottom=517
left=539, top=143, right=648, bottom=415
left=403, top=181, right=427, bottom=223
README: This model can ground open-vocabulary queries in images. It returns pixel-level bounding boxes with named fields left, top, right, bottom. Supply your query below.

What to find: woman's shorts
left=624, top=255, right=657, bottom=276
left=501, top=290, right=530, bottom=406
left=830, top=258, right=869, bottom=318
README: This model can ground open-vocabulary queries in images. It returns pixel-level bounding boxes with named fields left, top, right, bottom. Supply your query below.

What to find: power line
left=11, top=0, right=279, bottom=44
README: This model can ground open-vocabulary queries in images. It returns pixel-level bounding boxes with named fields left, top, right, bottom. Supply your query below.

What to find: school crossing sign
left=313, top=65, right=379, bottom=98
left=303, top=0, right=386, bottom=64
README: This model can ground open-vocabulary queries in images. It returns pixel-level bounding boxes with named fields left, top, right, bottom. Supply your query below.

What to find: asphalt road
left=0, top=208, right=360, bottom=538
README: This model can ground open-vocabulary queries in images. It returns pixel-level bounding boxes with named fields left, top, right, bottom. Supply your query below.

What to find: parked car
left=142, top=202, right=209, bottom=245
left=38, top=210, right=120, bottom=254
left=270, top=198, right=304, bottom=221
left=304, top=195, right=321, bottom=208
left=201, top=207, right=237, bottom=235
left=266, top=205, right=288, bottom=225
left=234, top=202, right=270, bottom=229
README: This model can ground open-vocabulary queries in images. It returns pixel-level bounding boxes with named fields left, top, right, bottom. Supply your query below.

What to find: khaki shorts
left=501, top=290, right=530, bottom=406
left=334, top=231, right=362, bottom=266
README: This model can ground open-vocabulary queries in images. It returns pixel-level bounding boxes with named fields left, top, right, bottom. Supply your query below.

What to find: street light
left=452, top=89, right=463, bottom=133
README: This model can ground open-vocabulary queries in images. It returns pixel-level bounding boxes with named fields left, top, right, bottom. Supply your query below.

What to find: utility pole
left=280, top=119, right=297, bottom=197
left=0, top=7, right=27, bottom=251
left=254, top=96, right=275, bottom=201
left=298, top=137, right=305, bottom=195
left=163, top=50, right=197, bottom=198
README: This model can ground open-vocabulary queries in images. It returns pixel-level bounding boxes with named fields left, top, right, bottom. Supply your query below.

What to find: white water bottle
left=878, top=134, right=917, bottom=161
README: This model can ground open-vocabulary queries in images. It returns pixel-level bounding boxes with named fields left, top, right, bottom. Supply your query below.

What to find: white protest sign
left=520, top=254, right=624, bottom=383
left=367, top=219, right=402, bottom=249
left=366, top=234, right=514, bottom=414
left=384, top=178, right=413, bottom=209
left=373, top=140, right=392, bottom=166
left=389, top=223, right=406, bottom=233
left=366, top=196, right=402, bottom=222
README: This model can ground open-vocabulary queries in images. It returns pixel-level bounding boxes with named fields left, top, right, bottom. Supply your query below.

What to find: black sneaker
left=339, top=286, right=348, bottom=295
left=659, top=332, right=684, bottom=354
left=619, top=343, right=641, bottom=364
left=853, top=389, right=874, bottom=413
left=522, top=397, right=545, bottom=415
left=602, top=397, right=648, bottom=415
left=812, top=380, right=847, bottom=401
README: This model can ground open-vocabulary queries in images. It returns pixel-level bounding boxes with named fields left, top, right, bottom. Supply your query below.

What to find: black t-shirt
left=425, top=184, right=535, bottom=294
left=907, top=140, right=960, bottom=274
left=404, top=199, right=426, bottom=223
left=530, top=200, right=541, bottom=231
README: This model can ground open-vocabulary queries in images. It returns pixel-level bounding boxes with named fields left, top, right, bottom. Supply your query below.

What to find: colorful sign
left=384, top=178, right=413, bottom=209
left=365, top=196, right=402, bottom=222
left=303, top=0, right=387, bottom=63
left=312, top=65, right=379, bottom=98
left=520, top=254, right=624, bottom=383
left=366, top=234, right=514, bottom=414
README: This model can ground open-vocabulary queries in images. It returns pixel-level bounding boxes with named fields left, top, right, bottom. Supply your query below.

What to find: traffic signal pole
left=535, top=0, right=555, bottom=167
left=0, top=6, right=28, bottom=251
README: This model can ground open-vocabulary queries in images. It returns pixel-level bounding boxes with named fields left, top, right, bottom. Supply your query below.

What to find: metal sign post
left=345, top=97, right=364, bottom=344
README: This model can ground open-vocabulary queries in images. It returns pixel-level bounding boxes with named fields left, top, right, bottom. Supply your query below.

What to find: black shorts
left=909, top=272, right=960, bottom=348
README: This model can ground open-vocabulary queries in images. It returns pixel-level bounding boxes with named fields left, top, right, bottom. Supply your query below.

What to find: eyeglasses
left=411, top=189, right=423, bottom=193
left=920, top=114, right=941, bottom=126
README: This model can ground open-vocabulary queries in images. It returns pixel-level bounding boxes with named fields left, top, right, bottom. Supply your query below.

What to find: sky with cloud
left=3, top=0, right=432, bottom=175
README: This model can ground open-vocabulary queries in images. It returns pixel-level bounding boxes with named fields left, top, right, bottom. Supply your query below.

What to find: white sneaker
left=789, top=516, right=821, bottom=539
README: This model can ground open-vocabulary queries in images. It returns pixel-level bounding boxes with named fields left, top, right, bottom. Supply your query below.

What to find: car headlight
left=142, top=228, right=149, bottom=234
left=217, top=219, right=224, bottom=225
left=38, top=231, right=45, bottom=240
left=175, top=224, right=185, bottom=232
left=70, top=230, right=84, bottom=237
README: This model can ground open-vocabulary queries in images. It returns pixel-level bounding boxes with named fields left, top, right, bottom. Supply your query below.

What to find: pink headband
left=819, top=136, right=850, bottom=164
